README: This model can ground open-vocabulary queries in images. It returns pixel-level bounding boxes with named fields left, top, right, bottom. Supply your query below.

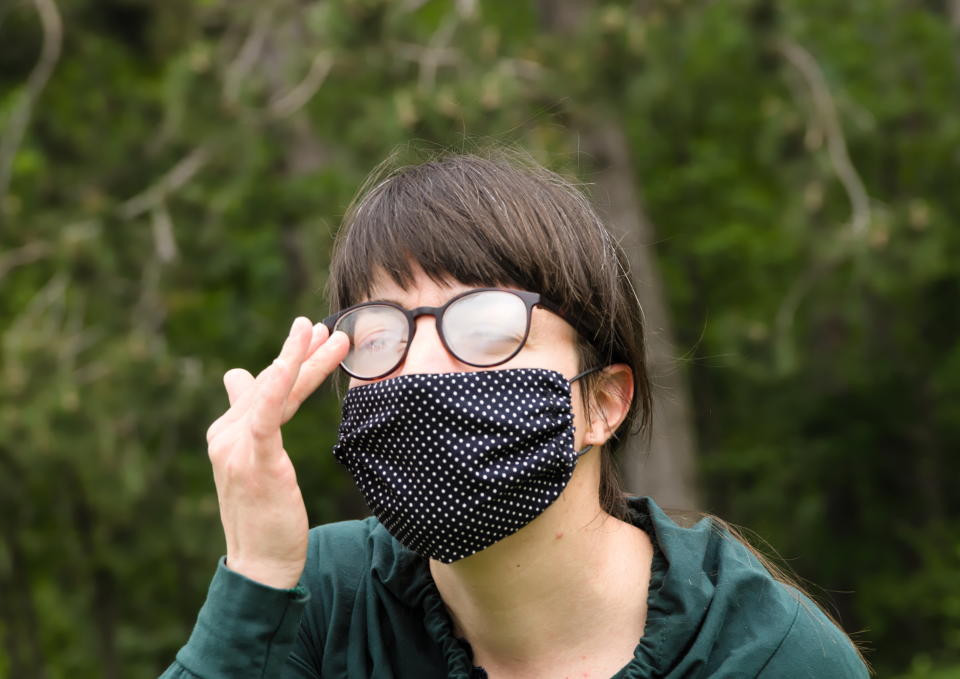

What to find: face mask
left=332, top=368, right=594, bottom=563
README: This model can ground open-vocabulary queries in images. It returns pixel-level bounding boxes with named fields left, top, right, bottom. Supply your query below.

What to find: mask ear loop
left=568, top=365, right=605, bottom=459
left=568, top=365, right=604, bottom=383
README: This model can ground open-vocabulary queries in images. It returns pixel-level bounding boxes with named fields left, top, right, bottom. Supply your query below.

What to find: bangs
left=328, top=153, right=602, bottom=322
left=330, top=173, right=524, bottom=307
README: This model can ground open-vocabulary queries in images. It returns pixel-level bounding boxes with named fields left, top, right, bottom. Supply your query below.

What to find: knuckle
left=206, top=423, right=221, bottom=445
left=207, top=437, right=230, bottom=463
left=206, top=408, right=235, bottom=442
left=260, top=389, right=282, bottom=410
left=222, top=457, right=247, bottom=482
left=281, top=390, right=301, bottom=415
left=270, top=359, right=287, bottom=379
left=248, top=419, right=274, bottom=442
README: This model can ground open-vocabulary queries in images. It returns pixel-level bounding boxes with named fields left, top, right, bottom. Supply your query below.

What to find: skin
left=205, top=265, right=654, bottom=678
left=206, top=317, right=350, bottom=588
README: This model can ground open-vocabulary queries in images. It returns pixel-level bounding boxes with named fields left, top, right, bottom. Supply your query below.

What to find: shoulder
left=302, top=516, right=429, bottom=598
left=303, top=517, right=382, bottom=589
left=628, top=497, right=868, bottom=677
left=756, top=588, right=869, bottom=678
left=307, top=516, right=383, bottom=560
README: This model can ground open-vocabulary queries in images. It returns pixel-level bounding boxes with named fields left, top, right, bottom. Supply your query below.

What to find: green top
left=161, top=497, right=868, bottom=678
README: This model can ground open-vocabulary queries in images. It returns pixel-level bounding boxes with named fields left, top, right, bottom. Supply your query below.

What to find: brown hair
left=327, top=149, right=652, bottom=520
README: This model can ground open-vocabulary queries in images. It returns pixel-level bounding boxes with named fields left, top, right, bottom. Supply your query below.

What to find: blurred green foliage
left=1, top=0, right=958, bottom=676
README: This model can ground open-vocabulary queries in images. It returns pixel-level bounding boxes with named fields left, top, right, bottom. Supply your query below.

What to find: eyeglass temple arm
left=321, top=315, right=339, bottom=334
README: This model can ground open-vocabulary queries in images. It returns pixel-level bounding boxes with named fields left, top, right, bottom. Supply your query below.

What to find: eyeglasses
left=322, top=288, right=578, bottom=380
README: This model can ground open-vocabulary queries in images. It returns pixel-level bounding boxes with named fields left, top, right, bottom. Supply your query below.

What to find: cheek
left=570, top=382, right=591, bottom=445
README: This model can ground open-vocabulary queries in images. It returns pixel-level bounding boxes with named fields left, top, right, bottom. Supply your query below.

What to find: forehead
left=365, top=265, right=485, bottom=306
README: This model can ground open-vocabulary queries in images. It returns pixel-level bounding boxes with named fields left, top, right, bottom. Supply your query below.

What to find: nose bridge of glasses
left=407, top=304, right=444, bottom=322
left=404, top=304, right=450, bottom=344
left=399, top=306, right=460, bottom=374
left=406, top=305, right=446, bottom=345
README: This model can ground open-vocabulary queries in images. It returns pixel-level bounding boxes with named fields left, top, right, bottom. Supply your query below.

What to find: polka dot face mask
left=332, top=367, right=593, bottom=563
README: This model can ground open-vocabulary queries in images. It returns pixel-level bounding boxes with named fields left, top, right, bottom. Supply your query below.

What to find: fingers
left=282, top=330, right=350, bottom=423
left=207, top=367, right=270, bottom=444
left=207, top=317, right=335, bottom=446
left=307, top=322, right=328, bottom=356
left=279, top=316, right=314, bottom=367
left=248, top=317, right=313, bottom=448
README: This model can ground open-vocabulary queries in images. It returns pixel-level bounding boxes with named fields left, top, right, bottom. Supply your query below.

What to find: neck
left=429, top=467, right=653, bottom=675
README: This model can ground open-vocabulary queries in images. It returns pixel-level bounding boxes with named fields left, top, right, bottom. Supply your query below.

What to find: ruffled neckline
left=373, top=495, right=696, bottom=678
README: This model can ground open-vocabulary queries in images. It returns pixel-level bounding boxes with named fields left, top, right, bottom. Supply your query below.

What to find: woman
left=162, top=152, right=869, bottom=678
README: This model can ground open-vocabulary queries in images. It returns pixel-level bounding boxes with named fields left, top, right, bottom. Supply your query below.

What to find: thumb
left=223, top=368, right=255, bottom=407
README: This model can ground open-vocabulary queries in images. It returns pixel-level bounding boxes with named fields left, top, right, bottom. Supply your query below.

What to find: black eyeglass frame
left=322, top=287, right=591, bottom=380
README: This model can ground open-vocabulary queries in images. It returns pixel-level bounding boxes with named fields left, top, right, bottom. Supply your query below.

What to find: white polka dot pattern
left=333, top=368, right=578, bottom=563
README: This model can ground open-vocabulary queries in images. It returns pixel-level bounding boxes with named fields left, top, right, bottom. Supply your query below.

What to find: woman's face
left=348, top=265, right=593, bottom=447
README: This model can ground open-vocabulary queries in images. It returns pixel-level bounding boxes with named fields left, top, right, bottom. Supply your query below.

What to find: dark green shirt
left=161, top=497, right=868, bottom=678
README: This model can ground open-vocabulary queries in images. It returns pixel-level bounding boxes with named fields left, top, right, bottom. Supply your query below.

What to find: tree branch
left=269, top=51, right=334, bottom=118
left=777, top=38, right=870, bottom=237
left=416, top=16, right=459, bottom=93
left=0, top=0, right=63, bottom=223
left=150, top=203, right=179, bottom=263
left=223, top=5, right=274, bottom=106
left=117, top=146, right=210, bottom=219
left=0, top=241, right=51, bottom=281
left=772, top=255, right=835, bottom=372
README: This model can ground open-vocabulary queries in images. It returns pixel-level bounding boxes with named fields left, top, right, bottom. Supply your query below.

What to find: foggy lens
left=443, top=291, right=527, bottom=366
left=337, top=305, right=408, bottom=378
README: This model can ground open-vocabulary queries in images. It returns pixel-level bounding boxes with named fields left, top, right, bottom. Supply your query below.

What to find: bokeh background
left=2, top=0, right=959, bottom=676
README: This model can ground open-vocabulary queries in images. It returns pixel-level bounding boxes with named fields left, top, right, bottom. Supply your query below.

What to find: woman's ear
left=582, top=364, right=634, bottom=447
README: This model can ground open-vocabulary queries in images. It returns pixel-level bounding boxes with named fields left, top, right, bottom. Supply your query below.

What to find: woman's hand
left=205, top=316, right=350, bottom=589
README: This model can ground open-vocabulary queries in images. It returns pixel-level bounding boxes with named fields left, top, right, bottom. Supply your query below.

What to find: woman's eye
left=476, top=325, right=522, bottom=339
left=464, top=328, right=522, bottom=349
left=357, top=333, right=390, bottom=353
left=479, top=331, right=519, bottom=344
left=356, top=330, right=404, bottom=354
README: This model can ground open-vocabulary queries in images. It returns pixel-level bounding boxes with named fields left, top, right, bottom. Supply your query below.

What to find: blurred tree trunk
left=581, top=122, right=700, bottom=511
left=538, top=0, right=700, bottom=511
